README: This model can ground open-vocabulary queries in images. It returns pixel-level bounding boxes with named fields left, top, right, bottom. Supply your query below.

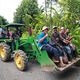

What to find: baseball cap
left=61, top=27, right=65, bottom=30
left=42, top=26, right=48, bottom=31
left=53, top=26, right=57, bottom=29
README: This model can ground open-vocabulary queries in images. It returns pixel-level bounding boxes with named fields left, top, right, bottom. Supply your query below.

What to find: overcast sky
left=0, top=0, right=44, bottom=23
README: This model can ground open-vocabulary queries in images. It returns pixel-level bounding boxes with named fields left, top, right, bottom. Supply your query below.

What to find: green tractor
left=0, top=23, right=80, bottom=71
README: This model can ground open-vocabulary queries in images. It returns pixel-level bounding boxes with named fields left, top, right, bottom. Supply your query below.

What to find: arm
left=39, top=34, right=48, bottom=43
left=66, top=36, right=73, bottom=41
left=59, top=33, right=71, bottom=44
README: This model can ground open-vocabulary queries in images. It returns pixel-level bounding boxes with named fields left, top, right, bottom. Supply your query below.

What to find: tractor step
left=56, top=57, right=80, bottom=71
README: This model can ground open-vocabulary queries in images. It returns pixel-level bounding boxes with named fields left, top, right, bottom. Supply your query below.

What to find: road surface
left=0, top=59, right=80, bottom=80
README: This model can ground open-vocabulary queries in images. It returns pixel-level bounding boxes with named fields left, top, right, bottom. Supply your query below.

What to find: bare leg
left=59, top=56, right=66, bottom=67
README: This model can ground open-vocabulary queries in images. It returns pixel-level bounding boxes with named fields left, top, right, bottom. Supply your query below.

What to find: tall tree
left=14, top=0, right=39, bottom=27
left=58, top=0, right=80, bottom=28
left=0, top=16, right=8, bottom=26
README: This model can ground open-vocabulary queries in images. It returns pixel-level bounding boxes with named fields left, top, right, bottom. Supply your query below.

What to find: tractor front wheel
left=14, top=50, right=28, bottom=71
left=0, top=42, right=11, bottom=61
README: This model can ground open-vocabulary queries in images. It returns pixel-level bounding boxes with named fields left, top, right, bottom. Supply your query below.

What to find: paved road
left=0, top=59, right=80, bottom=80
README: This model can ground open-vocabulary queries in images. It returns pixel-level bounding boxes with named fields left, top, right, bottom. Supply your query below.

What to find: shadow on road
left=49, top=67, right=80, bottom=80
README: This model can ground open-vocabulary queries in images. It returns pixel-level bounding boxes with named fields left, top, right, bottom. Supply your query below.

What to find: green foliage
left=71, top=27, right=80, bottom=53
left=21, top=31, right=29, bottom=39
left=57, top=0, right=80, bottom=28
left=0, top=15, right=8, bottom=26
left=14, top=0, right=39, bottom=27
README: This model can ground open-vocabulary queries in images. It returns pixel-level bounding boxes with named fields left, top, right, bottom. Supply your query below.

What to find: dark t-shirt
left=51, top=31, right=63, bottom=45
left=51, top=31, right=70, bottom=46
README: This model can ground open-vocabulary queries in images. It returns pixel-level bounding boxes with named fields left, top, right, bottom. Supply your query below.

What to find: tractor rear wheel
left=14, top=50, right=28, bottom=71
left=0, top=42, right=11, bottom=61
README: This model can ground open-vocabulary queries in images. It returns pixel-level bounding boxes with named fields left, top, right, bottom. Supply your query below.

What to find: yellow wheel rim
left=15, top=54, right=24, bottom=69
left=0, top=46, right=6, bottom=58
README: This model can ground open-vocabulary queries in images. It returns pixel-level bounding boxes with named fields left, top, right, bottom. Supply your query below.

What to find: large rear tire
left=0, top=42, right=11, bottom=61
left=14, top=50, right=28, bottom=71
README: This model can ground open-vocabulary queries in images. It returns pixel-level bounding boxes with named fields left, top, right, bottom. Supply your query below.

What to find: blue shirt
left=37, top=32, right=48, bottom=48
